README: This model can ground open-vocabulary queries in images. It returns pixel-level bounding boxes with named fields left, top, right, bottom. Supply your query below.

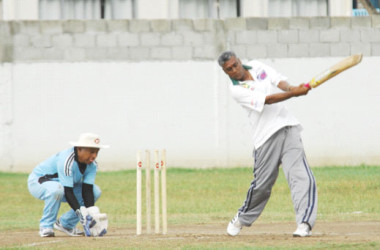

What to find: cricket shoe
left=54, top=220, right=84, bottom=237
left=293, top=223, right=312, bottom=237
left=39, top=228, right=55, bottom=237
left=227, top=213, right=242, bottom=236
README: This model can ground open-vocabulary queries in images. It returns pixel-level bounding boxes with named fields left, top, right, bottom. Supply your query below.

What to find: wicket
left=136, top=149, right=167, bottom=235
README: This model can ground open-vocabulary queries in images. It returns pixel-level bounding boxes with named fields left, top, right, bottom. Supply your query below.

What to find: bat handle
left=304, top=83, right=311, bottom=89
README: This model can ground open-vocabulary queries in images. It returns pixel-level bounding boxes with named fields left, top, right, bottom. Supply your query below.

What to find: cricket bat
left=305, top=53, right=363, bottom=89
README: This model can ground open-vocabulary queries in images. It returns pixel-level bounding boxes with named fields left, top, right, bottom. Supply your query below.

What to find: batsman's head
left=218, top=51, right=246, bottom=81
left=70, top=133, right=109, bottom=164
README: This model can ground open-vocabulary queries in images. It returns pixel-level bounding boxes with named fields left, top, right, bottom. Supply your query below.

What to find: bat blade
left=305, top=53, right=363, bottom=89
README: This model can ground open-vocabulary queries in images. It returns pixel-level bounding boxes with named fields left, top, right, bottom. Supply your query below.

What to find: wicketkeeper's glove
left=87, top=206, right=108, bottom=237
left=75, top=206, right=96, bottom=237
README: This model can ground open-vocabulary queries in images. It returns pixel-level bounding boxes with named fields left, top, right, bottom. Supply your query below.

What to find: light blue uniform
left=27, top=147, right=101, bottom=229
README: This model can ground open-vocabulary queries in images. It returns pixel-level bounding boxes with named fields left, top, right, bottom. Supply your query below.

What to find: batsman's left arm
left=277, top=80, right=294, bottom=92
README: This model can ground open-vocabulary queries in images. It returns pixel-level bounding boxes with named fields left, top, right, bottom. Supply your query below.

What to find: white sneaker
left=293, top=223, right=312, bottom=237
left=54, top=220, right=84, bottom=237
left=226, top=213, right=242, bottom=236
left=39, top=228, right=55, bottom=237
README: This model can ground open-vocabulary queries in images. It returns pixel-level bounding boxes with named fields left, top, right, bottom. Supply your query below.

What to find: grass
left=1, top=165, right=379, bottom=230
left=0, top=165, right=379, bottom=249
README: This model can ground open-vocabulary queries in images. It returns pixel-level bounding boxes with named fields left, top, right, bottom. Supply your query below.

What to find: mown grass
left=1, top=165, right=379, bottom=232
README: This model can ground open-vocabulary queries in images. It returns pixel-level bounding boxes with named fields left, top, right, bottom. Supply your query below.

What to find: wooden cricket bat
left=305, top=54, right=363, bottom=89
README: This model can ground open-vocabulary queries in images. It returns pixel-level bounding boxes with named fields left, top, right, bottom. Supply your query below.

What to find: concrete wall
left=1, top=16, right=380, bottom=63
left=0, top=17, right=379, bottom=172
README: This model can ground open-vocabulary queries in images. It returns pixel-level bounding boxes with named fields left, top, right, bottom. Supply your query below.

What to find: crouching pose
left=28, top=133, right=109, bottom=237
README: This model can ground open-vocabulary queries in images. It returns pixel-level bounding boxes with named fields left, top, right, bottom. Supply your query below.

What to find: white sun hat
left=70, top=133, right=109, bottom=149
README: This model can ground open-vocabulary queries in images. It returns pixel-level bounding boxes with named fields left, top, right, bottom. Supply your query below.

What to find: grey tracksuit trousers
left=238, top=126, right=318, bottom=228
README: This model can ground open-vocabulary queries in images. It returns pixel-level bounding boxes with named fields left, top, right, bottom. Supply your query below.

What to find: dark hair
left=218, top=51, right=236, bottom=67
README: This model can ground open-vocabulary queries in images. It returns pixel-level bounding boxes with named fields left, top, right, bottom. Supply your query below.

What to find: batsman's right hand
left=76, top=206, right=97, bottom=237
left=292, top=83, right=310, bottom=96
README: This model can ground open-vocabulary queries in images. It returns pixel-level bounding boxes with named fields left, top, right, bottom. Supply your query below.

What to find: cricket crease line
left=22, top=239, right=63, bottom=247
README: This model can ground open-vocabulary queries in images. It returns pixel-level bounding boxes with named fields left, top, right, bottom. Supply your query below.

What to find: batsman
left=218, top=51, right=317, bottom=237
left=27, top=133, right=109, bottom=237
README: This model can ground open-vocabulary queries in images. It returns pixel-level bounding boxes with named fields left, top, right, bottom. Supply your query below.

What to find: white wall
left=0, top=63, right=12, bottom=169
left=242, top=0, right=350, bottom=17
left=0, top=0, right=356, bottom=20
left=1, top=57, right=379, bottom=172
left=2, top=0, right=38, bottom=20
left=242, top=0, right=268, bottom=17
left=329, top=0, right=352, bottom=16
left=136, top=0, right=172, bottom=19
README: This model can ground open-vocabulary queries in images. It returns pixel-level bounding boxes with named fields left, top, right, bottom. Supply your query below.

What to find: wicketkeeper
left=27, top=133, right=109, bottom=237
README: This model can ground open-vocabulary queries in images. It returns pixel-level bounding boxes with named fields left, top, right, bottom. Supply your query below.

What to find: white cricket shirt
left=229, top=60, right=300, bottom=149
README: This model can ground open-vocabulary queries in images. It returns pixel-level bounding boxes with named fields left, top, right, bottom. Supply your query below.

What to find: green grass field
left=0, top=165, right=379, bottom=249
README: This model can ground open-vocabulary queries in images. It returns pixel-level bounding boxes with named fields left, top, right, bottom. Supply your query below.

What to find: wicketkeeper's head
left=70, top=133, right=109, bottom=165
left=70, top=133, right=109, bottom=149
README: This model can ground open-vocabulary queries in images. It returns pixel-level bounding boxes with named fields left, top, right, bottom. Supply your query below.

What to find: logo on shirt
left=258, top=70, right=267, bottom=80
left=241, top=83, right=255, bottom=91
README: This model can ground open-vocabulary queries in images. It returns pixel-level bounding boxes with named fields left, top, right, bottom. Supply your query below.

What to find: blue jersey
left=32, top=147, right=97, bottom=187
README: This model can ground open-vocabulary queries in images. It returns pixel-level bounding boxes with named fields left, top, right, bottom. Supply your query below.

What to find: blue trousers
left=28, top=173, right=101, bottom=229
